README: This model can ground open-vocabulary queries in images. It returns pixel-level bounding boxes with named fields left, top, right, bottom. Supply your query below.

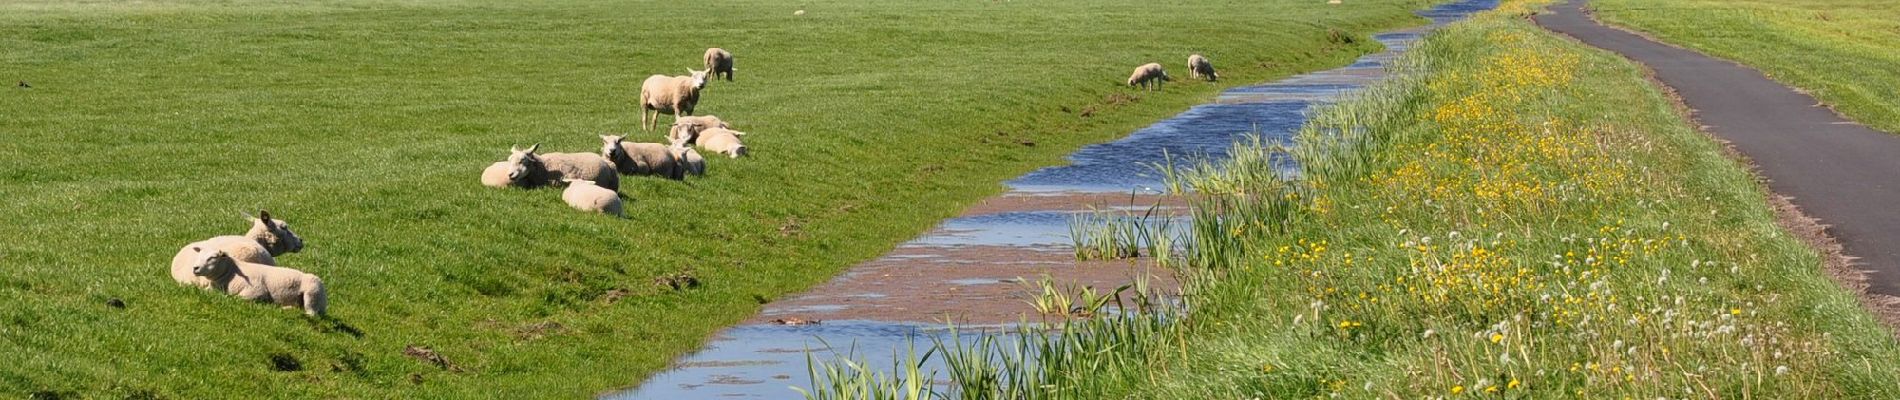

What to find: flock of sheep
left=165, top=48, right=747, bottom=315
left=1128, top=53, right=1219, bottom=91
left=163, top=48, right=1222, bottom=317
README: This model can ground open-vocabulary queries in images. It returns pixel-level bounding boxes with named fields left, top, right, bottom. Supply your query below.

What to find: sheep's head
left=189, top=247, right=235, bottom=277
left=247, top=209, right=304, bottom=255
left=599, top=135, right=627, bottom=160
left=686, top=69, right=709, bottom=90
left=506, top=144, right=544, bottom=183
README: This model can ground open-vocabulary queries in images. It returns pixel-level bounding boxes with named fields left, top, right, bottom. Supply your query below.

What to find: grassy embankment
left=797, top=1, right=1900, bottom=398
left=0, top=0, right=1452, bottom=397
left=1593, top=0, right=1900, bottom=134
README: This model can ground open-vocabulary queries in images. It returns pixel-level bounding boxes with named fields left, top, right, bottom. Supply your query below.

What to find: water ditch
left=605, top=1, right=1497, bottom=397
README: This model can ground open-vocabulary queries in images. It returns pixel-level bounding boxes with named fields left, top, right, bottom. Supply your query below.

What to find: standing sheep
left=696, top=127, right=749, bottom=158
left=639, top=69, right=710, bottom=131
left=704, top=48, right=734, bottom=82
left=170, top=210, right=305, bottom=287
left=182, top=247, right=328, bottom=316
left=1127, top=63, right=1171, bottom=91
left=668, top=115, right=731, bottom=146
left=561, top=179, right=624, bottom=217
left=600, top=135, right=683, bottom=180
left=502, top=144, right=621, bottom=191
left=1187, top=54, right=1217, bottom=82
left=672, top=144, right=706, bottom=176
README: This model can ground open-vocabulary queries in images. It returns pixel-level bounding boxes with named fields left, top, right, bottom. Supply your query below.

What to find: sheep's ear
left=511, top=144, right=522, bottom=153
left=258, top=210, right=273, bottom=223
left=527, top=143, right=540, bottom=153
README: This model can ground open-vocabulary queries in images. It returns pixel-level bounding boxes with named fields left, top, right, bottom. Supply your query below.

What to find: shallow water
left=607, top=1, right=1497, bottom=398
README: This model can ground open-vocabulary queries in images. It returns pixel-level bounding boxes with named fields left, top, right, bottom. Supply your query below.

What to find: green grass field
left=816, top=1, right=1900, bottom=398
left=0, top=0, right=1451, bottom=397
left=1593, top=0, right=1900, bottom=134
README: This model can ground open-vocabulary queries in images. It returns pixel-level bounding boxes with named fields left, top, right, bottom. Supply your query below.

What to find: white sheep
left=170, top=210, right=305, bottom=287
left=668, top=115, right=732, bottom=146
left=480, top=161, right=514, bottom=188
left=1188, top=54, right=1217, bottom=82
left=639, top=69, right=710, bottom=131
left=1128, top=63, right=1170, bottom=91
left=695, top=127, right=749, bottom=158
left=501, top=144, right=621, bottom=191
left=600, top=135, right=683, bottom=180
left=181, top=247, right=328, bottom=316
left=672, top=144, right=706, bottom=176
left=704, top=48, right=734, bottom=82
left=561, top=179, right=625, bottom=217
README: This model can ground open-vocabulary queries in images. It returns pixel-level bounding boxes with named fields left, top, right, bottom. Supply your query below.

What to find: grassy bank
left=798, top=1, right=1900, bottom=398
left=0, top=0, right=1446, bottom=398
left=1592, top=0, right=1900, bottom=134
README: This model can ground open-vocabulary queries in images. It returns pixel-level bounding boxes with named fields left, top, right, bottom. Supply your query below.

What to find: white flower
left=1774, top=365, right=1790, bottom=376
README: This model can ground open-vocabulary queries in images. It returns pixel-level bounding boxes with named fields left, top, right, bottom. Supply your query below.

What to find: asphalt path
left=1535, top=0, right=1900, bottom=296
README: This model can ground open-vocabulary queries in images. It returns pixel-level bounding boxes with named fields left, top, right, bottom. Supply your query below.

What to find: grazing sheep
left=704, top=48, right=734, bottom=82
left=170, top=210, right=305, bottom=287
left=667, top=115, right=732, bottom=146
left=1127, top=63, right=1170, bottom=91
left=672, top=144, right=706, bottom=176
left=696, top=127, right=749, bottom=158
left=561, top=179, right=624, bottom=217
left=1187, top=54, right=1217, bottom=82
left=182, top=247, right=328, bottom=316
left=639, top=69, right=710, bottom=131
left=600, top=135, right=683, bottom=180
left=502, top=144, right=621, bottom=191
left=480, top=161, right=513, bottom=188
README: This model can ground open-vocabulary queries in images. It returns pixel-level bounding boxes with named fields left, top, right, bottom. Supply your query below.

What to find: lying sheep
left=170, top=210, right=305, bottom=287
left=639, top=69, right=710, bottom=131
left=668, top=115, right=732, bottom=146
left=181, top=247, right=328, bottom=316
left=600, top=135, right=683, bottom=180
left=562, top=179, right=624, bottom=217
left=503, top=144, right=620, bottom=191
left=672, top=144, right=706, bottom=176
left=480, top=161, right=513, bottom=188
left=704, top=48, right=734, bottom=82
left=696, top=127, right=749, bottom=158
left=1128, top=63, right=1170, bottom=91
left=1188, top=54, right=1217, bottom=82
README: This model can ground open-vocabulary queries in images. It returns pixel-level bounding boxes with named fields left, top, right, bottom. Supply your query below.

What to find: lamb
left=561, top=179, right=625, bottom=217
left=672, top=144, right=706, bottom=176
left=667, top=115, right=732, bottom=146
left=1187, top=54, right=1217, bottom=82
left=480, top=161, right=514, bottom=188
left=639, top=69, right=710, bottom=131
left=704, top=48, right=734, bottom=82
left=170, top=210, right=305, bottom=287
left=600, top=135, right=683, bottom=180
left=1127, top=63, right=1171, bottom=91
left=695, top=127, right=749, bottom=158
left=181, top=247, right=328, bottom=316
left=501, top=144, right=620, bottom=191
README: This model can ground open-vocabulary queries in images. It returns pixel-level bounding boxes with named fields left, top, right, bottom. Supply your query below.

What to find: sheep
left=600, top=135, right=683, bottom=180
left=639, top=69, right=710, bottom=131
left=1188, top=54, right=1217, bottom=82
left=480, top=161, right=514, bottom=188
left=501, top=144, right=621, bottom=191
left=561, top=179, right=624, bottom=217
left=695, top=127, right=749, bottom=158
left=1127, top=63, right=1170, bottom=91
left=181, top=247, right=328, bottom=316
left=704, top=48, right=734, bottom=82
left=170, top=210, right=305, bottom=287
left=667, top=115, right=732, bottom=146
left=672, top=144, right=706, bottom=176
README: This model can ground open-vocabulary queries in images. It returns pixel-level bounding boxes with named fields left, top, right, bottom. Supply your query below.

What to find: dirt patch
left=403, top=345, right=462, bottom=372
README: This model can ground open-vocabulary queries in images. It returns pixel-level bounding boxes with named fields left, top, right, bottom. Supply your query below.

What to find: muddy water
left=605, top=1, right=1495, bottom=398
